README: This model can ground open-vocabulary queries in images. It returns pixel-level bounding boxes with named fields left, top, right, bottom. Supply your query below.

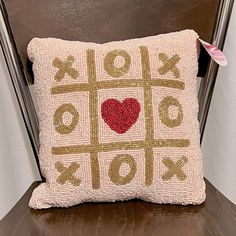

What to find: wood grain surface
left=3, top=0, right=220, bottom=83
left=0, top=179, right=236, bottom=236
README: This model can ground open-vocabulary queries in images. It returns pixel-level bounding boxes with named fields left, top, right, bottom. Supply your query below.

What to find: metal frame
left=198, top=0, right=234, bottom=141
left=0, top=1, right=41, bottom=176
left=0, top=0, right=234, bottom=172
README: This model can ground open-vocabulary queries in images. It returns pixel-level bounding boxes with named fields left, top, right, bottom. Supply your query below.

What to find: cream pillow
left=28, top=29, right=205, bottom=209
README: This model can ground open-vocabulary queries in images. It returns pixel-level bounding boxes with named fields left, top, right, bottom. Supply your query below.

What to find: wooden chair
left=0, top=0, right=235, bottom=235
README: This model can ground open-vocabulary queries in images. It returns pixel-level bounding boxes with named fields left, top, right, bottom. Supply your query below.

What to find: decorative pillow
left=28, top=29, right=205, bottom=209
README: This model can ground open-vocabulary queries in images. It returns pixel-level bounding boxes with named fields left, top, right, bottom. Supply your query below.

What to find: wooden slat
left=3, top=0, right=220, bottom=84
left=0, top=179, right=236, bottom=236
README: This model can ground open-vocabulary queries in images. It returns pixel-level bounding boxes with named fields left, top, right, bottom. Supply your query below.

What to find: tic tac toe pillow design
left=28, top=29, right=205, bottom=209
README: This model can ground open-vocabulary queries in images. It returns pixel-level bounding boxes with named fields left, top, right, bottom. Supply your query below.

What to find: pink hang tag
left=198, top=38, right=227, bottom=66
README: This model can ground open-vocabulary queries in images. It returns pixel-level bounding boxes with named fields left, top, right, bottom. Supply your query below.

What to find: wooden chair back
left=0, top=0, right=234, bottom=177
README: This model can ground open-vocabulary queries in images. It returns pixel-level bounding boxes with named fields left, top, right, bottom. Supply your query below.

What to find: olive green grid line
left=51, top=78, right=185, bottom=95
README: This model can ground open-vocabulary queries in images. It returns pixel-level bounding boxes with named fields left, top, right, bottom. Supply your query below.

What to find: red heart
left=101, top=98, right=141, bottom=134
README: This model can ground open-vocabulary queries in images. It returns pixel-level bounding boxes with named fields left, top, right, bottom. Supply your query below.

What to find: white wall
left=0, top=48, right=40, bottom=220
left=202, top=3, right=236, bottom=204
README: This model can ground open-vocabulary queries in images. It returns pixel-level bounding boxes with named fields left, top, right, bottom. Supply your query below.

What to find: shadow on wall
left=0, top=48, right=41, bottom=220
left=201, top=3, right=236, bottom=204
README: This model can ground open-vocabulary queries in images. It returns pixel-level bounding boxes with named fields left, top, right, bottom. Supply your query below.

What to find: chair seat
left=0, top=179, right=236, bottom=236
